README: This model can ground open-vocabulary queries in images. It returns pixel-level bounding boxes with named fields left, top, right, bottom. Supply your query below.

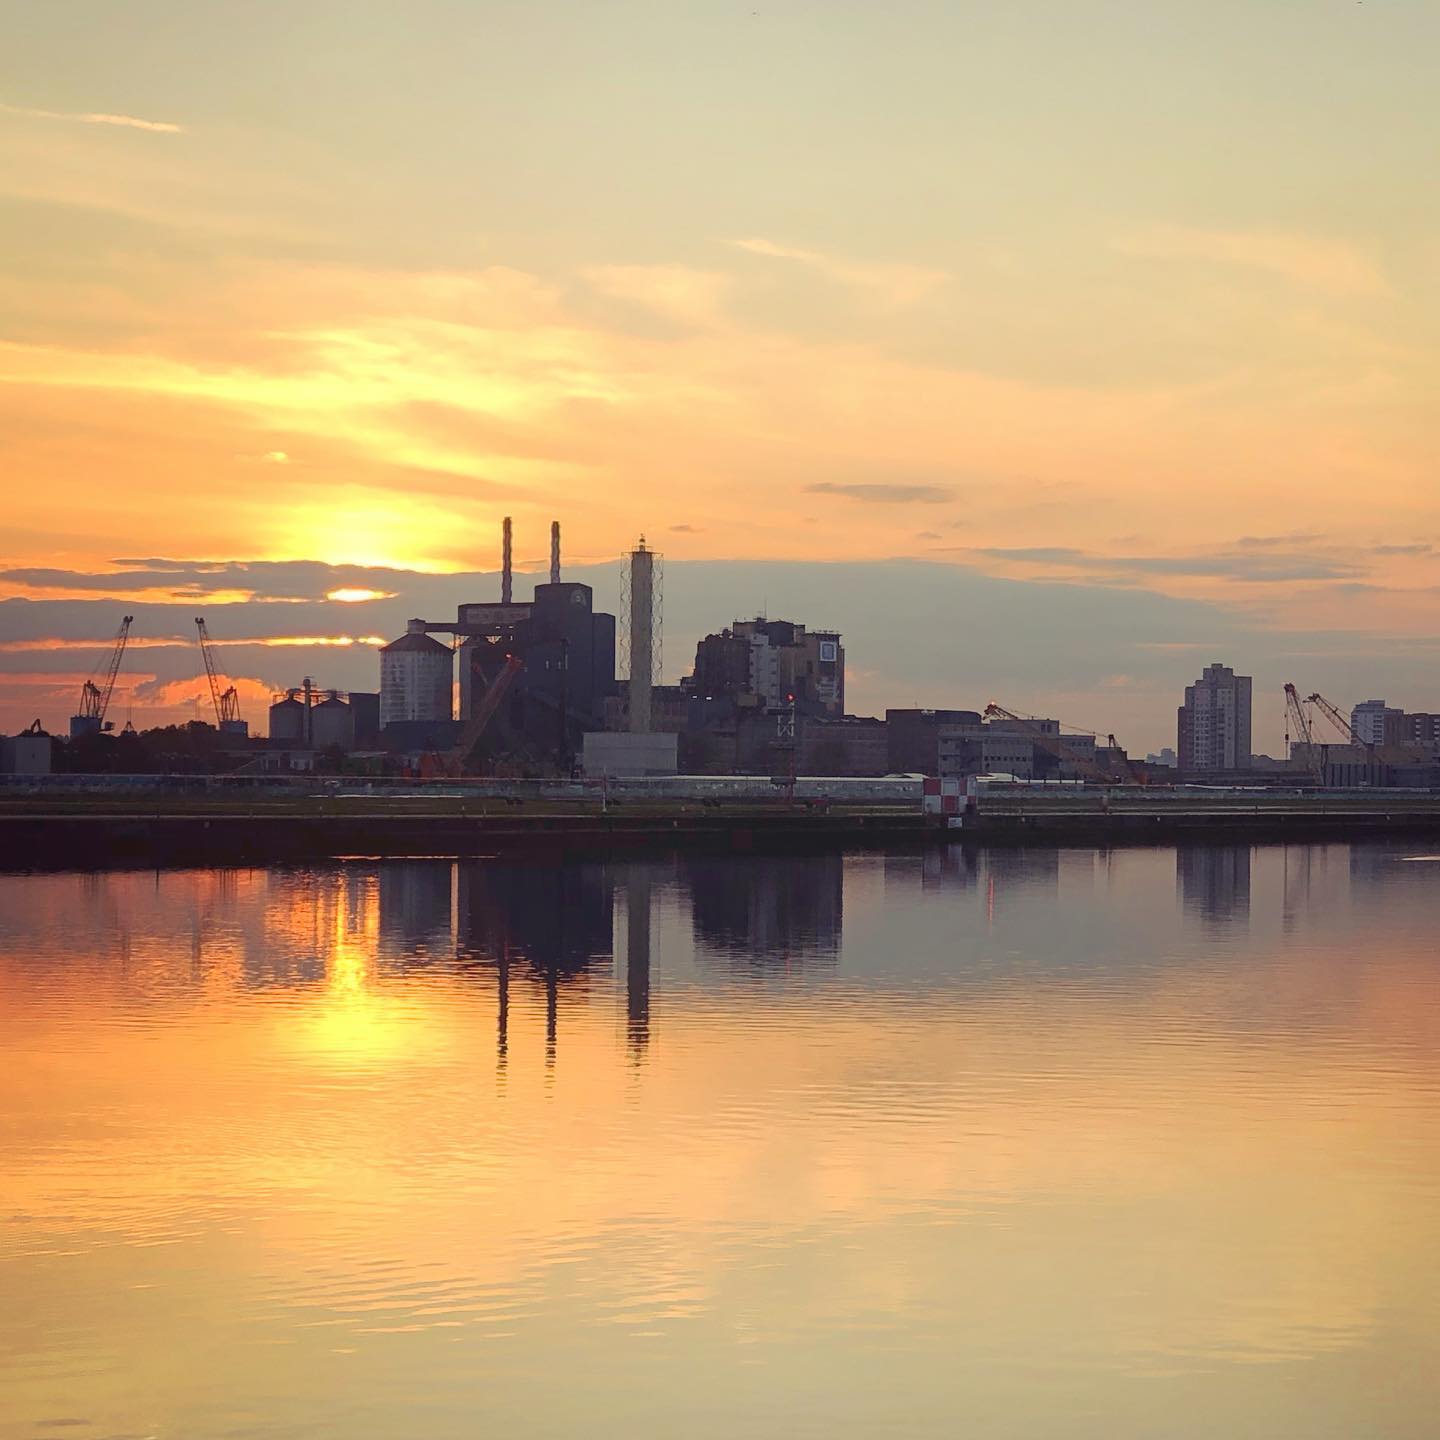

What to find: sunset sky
left=3, top=0, right=1438, bottom=749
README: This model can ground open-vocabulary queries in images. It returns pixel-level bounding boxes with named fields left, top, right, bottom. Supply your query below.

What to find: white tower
left=627, top=538, right=657, bottom=735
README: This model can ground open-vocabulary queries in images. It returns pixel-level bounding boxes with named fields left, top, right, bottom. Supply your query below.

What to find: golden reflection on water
left=2, top=847, right=1439, bottom=1438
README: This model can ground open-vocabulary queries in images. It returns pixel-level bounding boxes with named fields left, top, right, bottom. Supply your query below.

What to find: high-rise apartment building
left=1403, top=712, right=1440, bottom=749
left=1350, top=700, right=1404, bottom=748
left=1177, top=663, right=1252, bottom=771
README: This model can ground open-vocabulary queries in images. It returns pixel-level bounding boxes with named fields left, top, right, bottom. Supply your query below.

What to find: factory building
left=378, top=519, right=618, bottom=768
left=795, top=715, right=888, bottom=776
left=1, top=724, right=52, bottom=776
left=457, top=581, right=616, bottom=747
left=886, top=709, right=983, bottom=775
left=691, top=617, right=843, bottom=716
left=349, top=692, right=380, bottom=747
left=936, top=719, right=1098, bottom=783
left=380, top=623, right=454, bottom=728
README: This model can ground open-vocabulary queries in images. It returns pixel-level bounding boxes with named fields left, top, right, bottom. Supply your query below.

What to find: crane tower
left=70, top=615, right=134, bottom=739
left=196, top=617, right=249, bottom=736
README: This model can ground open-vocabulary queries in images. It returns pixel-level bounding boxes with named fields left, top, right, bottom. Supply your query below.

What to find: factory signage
left=459, top=604, right=523, bottom=629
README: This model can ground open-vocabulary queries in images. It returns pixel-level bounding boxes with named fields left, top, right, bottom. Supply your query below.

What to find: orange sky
left=3, top=2, right=1439, bottom=743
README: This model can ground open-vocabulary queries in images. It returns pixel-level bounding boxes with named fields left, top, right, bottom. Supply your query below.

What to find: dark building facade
left=459, top=582, right=617, bottom=763
left=692, top=630, right=752, bottom=701
left=1403, top=712, right=1440, bottom=749
left=886, top=708, right=983, bottom=776
left=349, top=691, right=380, bottom=746
left=684, top=853, right=843, bottom=965
left=686, top=617, right=844, bottom=717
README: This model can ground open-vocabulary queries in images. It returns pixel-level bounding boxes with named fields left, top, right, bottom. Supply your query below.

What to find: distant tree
left=316, top=744, right=348, bottom=774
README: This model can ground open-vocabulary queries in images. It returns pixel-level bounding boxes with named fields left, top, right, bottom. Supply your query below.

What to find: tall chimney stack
left=628, top=537, right=654, bottom=735
left=501, top=515, right=513, bottom=605
left=550, top=520, right=561, bottom=585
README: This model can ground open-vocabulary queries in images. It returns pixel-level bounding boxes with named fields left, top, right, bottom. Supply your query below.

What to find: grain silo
left=310, top=692, right=355, bottom=750
left=380, top=621, right=453, bottom=728
left=268, top=692, right=306, bottom=741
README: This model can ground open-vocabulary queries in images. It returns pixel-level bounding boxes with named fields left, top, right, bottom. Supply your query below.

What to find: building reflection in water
left=682, top=854, right=843, bottom=970
left=921, top=845, right=981, bottom=892
left=624, top=866, right=651, bottom=1060
left=1176, top=845, right=1252, bottom=929
left=359, top=855, right=854, bottom=1067
left=246, top=867, right=372, bottom=989
left=377, top=862, right=455, bottom=963
left=455, top=861, right=616, bottom=1070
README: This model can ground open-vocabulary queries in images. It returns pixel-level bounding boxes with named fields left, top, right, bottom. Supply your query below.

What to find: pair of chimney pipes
left=500, top=516, right=560, bottom=604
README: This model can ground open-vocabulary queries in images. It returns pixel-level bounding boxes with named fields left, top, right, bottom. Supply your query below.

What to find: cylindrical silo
left=310, top=692, right=355, bottom=750
left=380, top=621, right=453, bottom=728
left=268, top=694, right=305, bottom=741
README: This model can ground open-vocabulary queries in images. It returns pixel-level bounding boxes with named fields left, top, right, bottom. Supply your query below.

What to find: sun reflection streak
left=289, top=873, right=413, bottom=1067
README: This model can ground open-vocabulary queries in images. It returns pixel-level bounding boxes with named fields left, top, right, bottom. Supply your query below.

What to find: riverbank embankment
left=0, top=794, right=928, bottom=868
left=7, top=781, right=1440, bottom=868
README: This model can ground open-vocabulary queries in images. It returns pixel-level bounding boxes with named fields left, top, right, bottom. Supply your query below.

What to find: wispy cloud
left=0, top=635, right=191, bottom=652
left=730, top=238, right=947, bottom=308
left=0, top=101, right=183, bottom=134
left=1232, top=532, right=1326, bottom=549
left=1116, top=225, right=1389, bottom=298
left=584, top=265, right=732, bottom=327
left=0, top=632, right=384, bottom=652
left=808, top=482, right=952, bottom=504
left=239, top=634, right=387, bottom=647
left=973, top=546, right=1364, bottom=583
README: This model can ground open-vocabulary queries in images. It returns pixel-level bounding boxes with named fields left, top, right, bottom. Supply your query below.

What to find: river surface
left=2, top=843, right=1438, bottom=1438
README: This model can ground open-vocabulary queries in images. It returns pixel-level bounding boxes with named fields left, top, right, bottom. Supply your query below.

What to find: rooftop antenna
left=501, top=515, right=513, bottom=605
left=550, top=520, right=561, bottom=585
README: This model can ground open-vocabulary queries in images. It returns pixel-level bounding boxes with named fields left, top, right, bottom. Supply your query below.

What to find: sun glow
left=288, top=873, right=440, bottom=1067
left=264, top=493, right=488, bottom=573
left=326, top=587, right=395, bottom=604
left=253, top=635, right=387, bottom=647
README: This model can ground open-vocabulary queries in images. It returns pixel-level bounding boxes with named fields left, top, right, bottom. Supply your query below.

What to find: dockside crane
left=195, top=617, right=244, bottom=731
left=71, top=615, right=134, bottom=738
left=1307, top=691, right=1421, bottom=770
left=982, top=703, right=1132, bottom=784
left=1305, top=692, right=1355, bottom=745
left=1284, top=683, right=1322, bottom=782
left=422, top=655, right=525, bottom=778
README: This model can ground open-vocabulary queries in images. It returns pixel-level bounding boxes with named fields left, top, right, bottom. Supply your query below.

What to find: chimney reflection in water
left=625, top=866, right=651, bottom=1060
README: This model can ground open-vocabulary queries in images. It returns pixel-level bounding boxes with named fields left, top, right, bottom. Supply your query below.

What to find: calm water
left=2, top=844, right=1438, bottom=1438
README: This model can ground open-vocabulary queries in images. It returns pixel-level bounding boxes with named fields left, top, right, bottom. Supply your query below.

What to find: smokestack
left=628, top=537, right=654, bottom=735
left=550, top=520, right=561, bottom=585
left=501, top=515, right=513, bottom=605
